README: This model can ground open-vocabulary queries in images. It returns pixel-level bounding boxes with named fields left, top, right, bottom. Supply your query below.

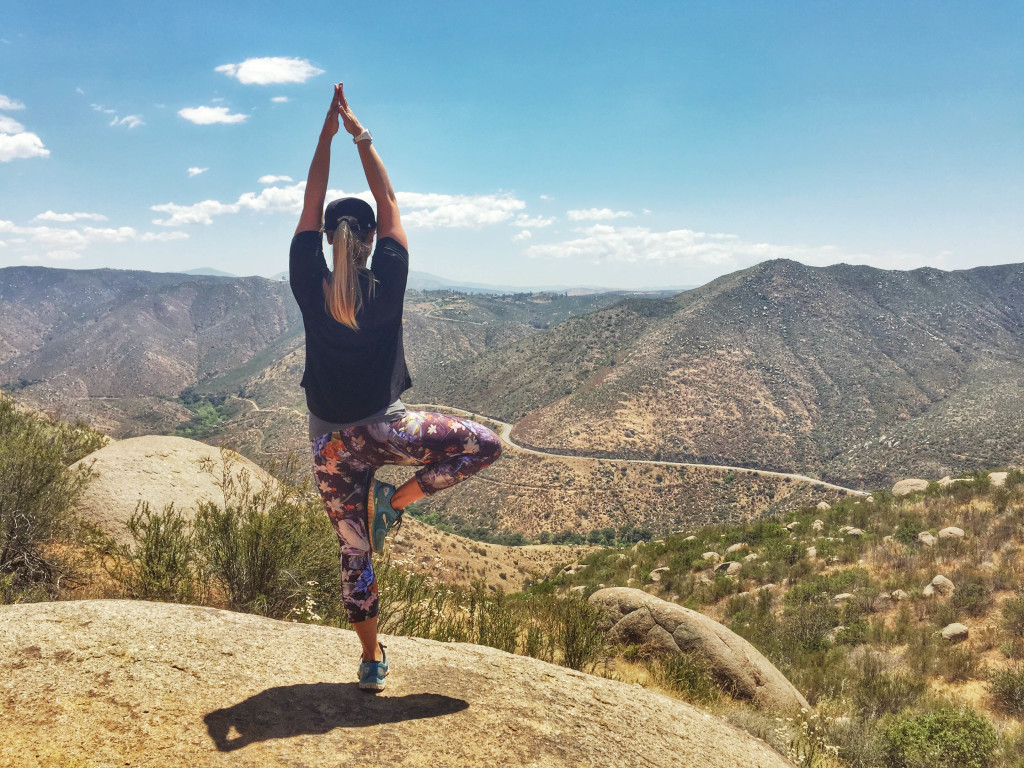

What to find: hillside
left=414, top=260, right=1024, bottom=487
left=551, top=470, right=1024, bottom=766
left=0, top=265, right=622, bottom=441
left=4, top=260, right=1024, bottom=531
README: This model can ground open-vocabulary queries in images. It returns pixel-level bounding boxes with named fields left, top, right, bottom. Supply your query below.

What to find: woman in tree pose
left=290, top=83, right=502, bottom=692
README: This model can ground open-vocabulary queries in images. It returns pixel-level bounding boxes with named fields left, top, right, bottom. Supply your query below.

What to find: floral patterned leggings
left=312, top=410, right=502, bottom=624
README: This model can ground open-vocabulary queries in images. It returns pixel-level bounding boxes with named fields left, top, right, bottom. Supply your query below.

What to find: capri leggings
left=311, top=409, right=502, bottom=624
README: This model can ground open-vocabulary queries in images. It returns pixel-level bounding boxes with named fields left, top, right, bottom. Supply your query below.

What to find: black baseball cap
left=323, top=197, right=376, bottom=234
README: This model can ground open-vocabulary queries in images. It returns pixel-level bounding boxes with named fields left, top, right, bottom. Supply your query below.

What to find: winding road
left=226, top=394, right=867, bottom=496
left=409, top=403, right=869, bottom=496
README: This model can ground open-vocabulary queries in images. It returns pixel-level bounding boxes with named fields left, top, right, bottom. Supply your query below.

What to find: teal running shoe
left=358, top=644, right=388, bottom=692
left=369, top=481, right=403, bottom=553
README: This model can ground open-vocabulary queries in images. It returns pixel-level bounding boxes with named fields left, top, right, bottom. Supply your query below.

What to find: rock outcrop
left=892, top=478, right=930, bottom=496
left=589, top=587, right=809, bottom=713
left=941, top=623, right=970, bottom=642
left=924, top=574, right=955, bottom=597
left=0, top=600, right=793, bottom=768
left=71, top=435, right=276, bottom=542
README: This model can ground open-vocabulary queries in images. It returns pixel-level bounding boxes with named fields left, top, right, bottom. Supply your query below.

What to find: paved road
left=410, top=403, right=869, bottom=497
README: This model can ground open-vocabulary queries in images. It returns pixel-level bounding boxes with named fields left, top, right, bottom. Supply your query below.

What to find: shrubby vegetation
left=0, top=395, right=106, bottom=602
left=173, top=391, right=230, bottom=439
left=549, top=472, right=1024, bottom=767
left=97, top=457, right=608, bottom=673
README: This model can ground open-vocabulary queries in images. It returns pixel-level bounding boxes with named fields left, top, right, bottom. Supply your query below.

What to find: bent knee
left=478, top=426, right=503, bottom=462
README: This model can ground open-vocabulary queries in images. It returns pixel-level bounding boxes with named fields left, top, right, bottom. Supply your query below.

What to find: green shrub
left=939, top=646, right=981, bottom=684
left=852, top=652, right=926, bottom=718
left=475, top=592, right=521, bottom=653
left=1006, top=469, right=1024, bottom=491
left=989, top=666, right=1024, bottom=716
left=102, top=502, right=202, bottom=603
left=193, top=489, right=339, bottom=618
left=1003, top=593, right=1024, bottom=636
left=373, top=558, right=467, bottom=640
left=646, top=651, right=722, bottom=704
left=876, top=707, right=997, bottom=768
left=0, top=395, right=105, bottom=600
left=783, top=600, right=841, bottom=653
left=554, top=595, right=606, bottom=670
left=950, top=572, right=993, bottom=619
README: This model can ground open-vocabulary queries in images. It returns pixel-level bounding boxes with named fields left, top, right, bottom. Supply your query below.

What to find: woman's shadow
left=204, top=683, right=469, bottom=751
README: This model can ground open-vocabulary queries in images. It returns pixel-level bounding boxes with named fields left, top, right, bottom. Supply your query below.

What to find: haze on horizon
left=1, top=1, right=1021, bottom=290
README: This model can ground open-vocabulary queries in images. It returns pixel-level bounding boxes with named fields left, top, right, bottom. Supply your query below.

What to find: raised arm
left=337, top=85, right=407, bottom=250
left=295, top=83, right=342, bottom=236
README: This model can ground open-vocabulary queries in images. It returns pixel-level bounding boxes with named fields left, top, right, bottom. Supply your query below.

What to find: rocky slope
left=0, top=600, right=793, bottom=768
left=416, top=260, right=1024, bottom=486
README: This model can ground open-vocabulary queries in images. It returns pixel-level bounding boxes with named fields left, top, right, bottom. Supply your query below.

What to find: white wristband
left=353, top=130, right=372, bottom=144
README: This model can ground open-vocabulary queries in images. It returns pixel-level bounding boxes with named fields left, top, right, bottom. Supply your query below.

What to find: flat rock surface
left=70, top=435, right=275, bottom=543
left=0, top=600, right=793, bottom=768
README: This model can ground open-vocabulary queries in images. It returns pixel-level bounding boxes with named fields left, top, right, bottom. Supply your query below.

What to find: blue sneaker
left=369, top=481, right=403, bottom=553
left=358, top=644, right=388, bottom=692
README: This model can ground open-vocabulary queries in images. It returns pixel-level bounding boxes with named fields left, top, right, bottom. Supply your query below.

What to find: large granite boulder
left=70, top=435, right=277, bottom=543
left=0, top=600, right=795, bottom=768
left=590, top=587, right=809, bottom=713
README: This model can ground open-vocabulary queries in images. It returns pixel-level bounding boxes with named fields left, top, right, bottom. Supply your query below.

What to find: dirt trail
left=411, top=403, right=868, bottom=496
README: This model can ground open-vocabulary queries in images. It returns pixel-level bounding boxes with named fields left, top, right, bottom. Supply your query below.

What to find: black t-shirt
left=289, top=230, right=412, bottom=423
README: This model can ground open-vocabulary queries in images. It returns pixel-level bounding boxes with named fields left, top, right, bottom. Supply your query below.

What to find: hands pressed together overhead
left=323, top=83, right=365, bottom=140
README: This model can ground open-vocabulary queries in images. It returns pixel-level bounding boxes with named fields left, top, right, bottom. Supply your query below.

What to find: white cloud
left=398, top=192, right=526, bottom=228
left=0, top=102, right=49, bottom=162
left=91, top=104, right=116, bottom=115
left=152, top=182, right=309, bottom=226
left=178, top=106, right=248, bottom=125
left=140, top=231, right=189, bottom=242
left=152, top=199, right=244, bottom=226
left=0, top=115, right=25, bottom=133
left=522, top=223, right=938, bottom=276
left=0, top=132, right=49, bottom=161
left=258, top=174, right=293, bottom=184
left=566, top=208, right=634, bottom=221
left=110, top=114, right=144, bottom=128
left=188, top=167, right=209, bottom=178
left=512, top=230, right=532, bottom=242
left=539, top=194, right=553, bottom=201
left=33, top=211, right=108, bottom=223
left=151, top=185, right=531, bottom=231
left=0, top=221, right=190, bottom=258
left=513, top=214, right=555, bottom=228
left=271, top=96, right=289, bottom=103
left=525, top=224, right=803, bottom=267
left=215, top=57, right=324, bottom=85
left=0, top=94, right=26, bottom=110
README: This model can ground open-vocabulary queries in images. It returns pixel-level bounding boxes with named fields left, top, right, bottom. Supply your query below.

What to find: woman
left=290, top=83, right=502, bottom=692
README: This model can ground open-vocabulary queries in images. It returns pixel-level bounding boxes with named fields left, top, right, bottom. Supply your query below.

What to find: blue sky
left=1, top=1, right=1021, bottom=288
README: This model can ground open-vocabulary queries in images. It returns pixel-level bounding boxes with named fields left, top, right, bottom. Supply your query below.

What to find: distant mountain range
left=2, top=260, right=1022, bottom=490
left=205, top=266, right=691, bottom=296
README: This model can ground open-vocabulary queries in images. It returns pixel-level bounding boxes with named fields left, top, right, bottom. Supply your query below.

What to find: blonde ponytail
left=323, top=218, right=374, bottom=329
